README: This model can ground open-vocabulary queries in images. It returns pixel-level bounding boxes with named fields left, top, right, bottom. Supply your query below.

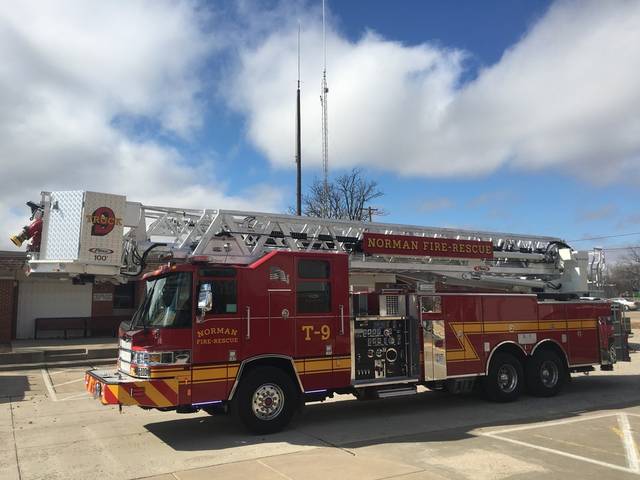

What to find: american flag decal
left=269, top=266, right=289, bottom=284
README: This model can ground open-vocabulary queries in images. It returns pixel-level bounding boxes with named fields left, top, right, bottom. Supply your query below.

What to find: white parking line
left=41, top=368, right=58, bottom=402
left=482, top=431, right=640, bottom=476
left=618, top=413, right=640, bottom=472
left=53, top=378, right=85, bottom=387
left=41, top=368, right=89, bottom=402
left=479, top=412, right=640, bottom=476
left=58, top=392, right=90, bottom=401
left=484, top=412, right=617, bottom=435
left=48, top=369, right=76, bottom=376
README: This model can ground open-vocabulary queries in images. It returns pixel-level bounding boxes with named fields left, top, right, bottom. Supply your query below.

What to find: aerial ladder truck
left=11, top=190, right=631, bottom=433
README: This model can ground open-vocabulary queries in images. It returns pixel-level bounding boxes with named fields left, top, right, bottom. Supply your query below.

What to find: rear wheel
left=482, top=352, right=524, bottom=402
left=526, top=350, right=566, bottom=397
left=233, top=366, right=298, bottom=434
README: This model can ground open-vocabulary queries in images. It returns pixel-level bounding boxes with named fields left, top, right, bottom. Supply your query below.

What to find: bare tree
left=301, top=168, right=384, bottom=221
left=607, top=247, right=640, bottom=296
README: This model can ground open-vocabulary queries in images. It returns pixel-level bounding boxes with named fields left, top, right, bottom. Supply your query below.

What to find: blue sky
left=0, top=0, right=639, bottom=260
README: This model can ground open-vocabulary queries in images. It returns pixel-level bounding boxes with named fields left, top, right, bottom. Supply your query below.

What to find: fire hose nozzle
left=10, top=230, right=28, bottom=247
left=10, top=217, right=43, bottom=250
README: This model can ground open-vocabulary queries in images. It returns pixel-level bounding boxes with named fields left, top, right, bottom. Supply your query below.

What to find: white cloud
left=3, top=0, right=640, bottom=250
left=0, top=0, right=284, bottom=249
left=230, top=0, right=640, bottom=182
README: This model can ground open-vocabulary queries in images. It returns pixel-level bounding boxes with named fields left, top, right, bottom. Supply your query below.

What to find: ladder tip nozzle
left=10, top=234, right=24, bottom=247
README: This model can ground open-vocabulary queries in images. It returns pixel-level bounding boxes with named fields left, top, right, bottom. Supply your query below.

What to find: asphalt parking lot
left=2, top=349, right=640, bottom=480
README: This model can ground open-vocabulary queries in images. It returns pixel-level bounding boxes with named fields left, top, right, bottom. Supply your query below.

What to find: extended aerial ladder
left=19, top=190, right=592, bottom=295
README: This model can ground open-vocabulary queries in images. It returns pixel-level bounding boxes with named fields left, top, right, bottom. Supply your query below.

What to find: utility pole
left=366, top=206, right=380, bottom=222
left=296, top=22, right=302, bottom=216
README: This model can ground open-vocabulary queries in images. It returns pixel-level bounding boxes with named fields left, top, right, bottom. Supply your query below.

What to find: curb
left=0, top=357, right=117, bottom=372
left=0, top=348, right=118, bottom=366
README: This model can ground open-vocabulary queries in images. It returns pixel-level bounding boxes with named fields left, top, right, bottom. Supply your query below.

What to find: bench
left=86, top=316, right=129, bottom=337
left=34, top=316, right=130, bottom=339
left=34, top=317, right=88, bottom=339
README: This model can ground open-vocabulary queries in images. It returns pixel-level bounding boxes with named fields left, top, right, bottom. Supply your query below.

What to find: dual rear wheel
left=482, top=350, right=566, bottom=401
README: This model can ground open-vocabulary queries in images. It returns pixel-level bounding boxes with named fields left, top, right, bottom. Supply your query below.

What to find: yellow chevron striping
left=143, top=382, right=172, bottom=407
left=113, top=385, right=137, bottom=406
left=448, top=323, right=480, bottom=361
left=164, top=379, right=179, bottom=395
left=447, top=317, right=599, bottom=362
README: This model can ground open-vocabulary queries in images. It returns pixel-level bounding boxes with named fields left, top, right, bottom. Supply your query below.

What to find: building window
left=113, top=282, right=136, bottom=309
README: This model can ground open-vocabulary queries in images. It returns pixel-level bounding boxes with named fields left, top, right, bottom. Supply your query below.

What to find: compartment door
left=420, top=295, right=447, bottom=381
left=268, top=290, right=295, bottom=357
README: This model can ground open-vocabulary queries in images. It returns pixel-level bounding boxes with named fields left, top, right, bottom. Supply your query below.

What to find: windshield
left=133, top=272, right=193, bottom=328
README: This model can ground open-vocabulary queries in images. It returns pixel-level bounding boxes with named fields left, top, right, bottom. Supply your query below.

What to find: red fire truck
left=13, top=191, right=630, bottom=433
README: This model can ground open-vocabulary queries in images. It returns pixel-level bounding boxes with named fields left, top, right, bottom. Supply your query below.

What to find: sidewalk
left=0, top=336, right=118, bottom=371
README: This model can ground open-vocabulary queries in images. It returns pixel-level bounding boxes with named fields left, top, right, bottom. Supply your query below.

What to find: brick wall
left=0, top=280, right=16, bottom=343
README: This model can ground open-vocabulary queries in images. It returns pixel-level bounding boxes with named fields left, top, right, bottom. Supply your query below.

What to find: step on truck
left=12, top=191, right=631, bottom=433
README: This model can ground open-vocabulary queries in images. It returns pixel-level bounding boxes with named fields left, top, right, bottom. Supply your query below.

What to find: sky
left=0, top=0, right=639, bottom=262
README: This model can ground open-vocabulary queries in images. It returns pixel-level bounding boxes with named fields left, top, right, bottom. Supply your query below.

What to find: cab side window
left=297, top=259, right=331, bottom=313
left=199, top=268, right=237, bottom=315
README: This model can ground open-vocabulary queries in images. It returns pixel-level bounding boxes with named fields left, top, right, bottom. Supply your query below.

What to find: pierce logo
left=89, top=248, right=114, bottom=255
left=86, top=207, right=122, bottom=236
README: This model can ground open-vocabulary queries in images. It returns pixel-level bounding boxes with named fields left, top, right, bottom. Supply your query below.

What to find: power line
left=600, top=246, right=640, bottom=251
left=569, top=232, right=640, bottom=242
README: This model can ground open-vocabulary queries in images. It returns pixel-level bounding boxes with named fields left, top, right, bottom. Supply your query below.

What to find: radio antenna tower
left=320, top=0, right=329, bottom=215
left=295, top=22, right=302, bottom=216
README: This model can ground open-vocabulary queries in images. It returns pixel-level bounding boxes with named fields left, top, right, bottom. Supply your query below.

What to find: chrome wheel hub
left=540, top=360, right=559, bottom=388
left=497, top=364, right=518, bottom=393
left=609, top=345, right=617, bottom=363
left=252, top=383, right=285, bottom=421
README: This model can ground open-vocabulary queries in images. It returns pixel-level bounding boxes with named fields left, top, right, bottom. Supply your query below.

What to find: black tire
left=233, top=366, right=298, bottom=434
left=482, top=352, right=524, bottom=402
left=526, top=350, right=566, bottom=397
left=202, top=403, right=226, bottom=416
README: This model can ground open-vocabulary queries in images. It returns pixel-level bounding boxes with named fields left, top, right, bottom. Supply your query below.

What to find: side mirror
left=197, top=284, right=213, bottom=318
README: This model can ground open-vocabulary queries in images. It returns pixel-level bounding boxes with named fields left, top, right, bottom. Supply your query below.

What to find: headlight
left=130, top=350, right=190, bottom=367
left=130, top=365, right=150, bottom=378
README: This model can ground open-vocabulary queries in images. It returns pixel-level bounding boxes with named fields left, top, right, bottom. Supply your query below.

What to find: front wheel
left=526, top=350, right=566, bottom=397
left=233, top=366, right=298, bottom=434
left=482, top=352, right=524, bottom=402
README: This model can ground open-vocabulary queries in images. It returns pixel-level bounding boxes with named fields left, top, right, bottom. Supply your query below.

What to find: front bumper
left=85, top=369, right=179, bottom=408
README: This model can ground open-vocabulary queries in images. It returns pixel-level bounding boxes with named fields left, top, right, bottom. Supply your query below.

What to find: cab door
left=294, top=255, right=349, bottom=389
left=294, top=257, right=334, bottom=360
left=191, top=267, right=240, bottom=404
